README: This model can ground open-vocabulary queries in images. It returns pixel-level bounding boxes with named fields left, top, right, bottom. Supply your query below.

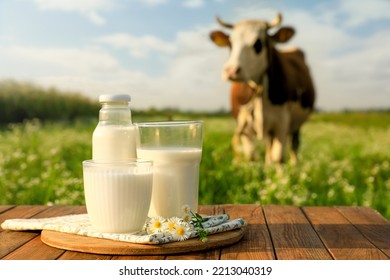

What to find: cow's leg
left=290, top=129, right=300, bottom=164
left=271, top=136, right=285, bottom=163
left=232, top=105, right=248, bottom=162
left=253, top=96, right=263, bottom=141
left=233, top=100, right=259, bottom=161
left=241, top=134, right=257, bottom=161
left=265, top=132, right=273, bottom=165
left=232, top=133, right=241, bottom=161
left=232, top=132, right=256, bottom=162
left=266, top=110, right=288, bottom=164
left=270, top=128, right=288, bottom=164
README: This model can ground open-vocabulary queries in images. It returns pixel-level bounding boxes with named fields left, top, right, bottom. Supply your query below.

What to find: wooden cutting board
left=41, top=227, right=245, bottom=255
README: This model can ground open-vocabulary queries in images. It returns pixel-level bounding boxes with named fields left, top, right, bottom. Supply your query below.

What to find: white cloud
left=159, top=27, right=230, bottom=108
left=182, top=0, right=205, bottom=9
left=32, top=0, right=112, bottom=11
left=0, top=44, right=154, bottom=104
left=97, top=33, right=177, bottom=58
left=141, top=0, right=169, bottom=7
left=94, top=26, right=230, bottom=110
left=282, top=9, right=390, bottom=110
left=317, top=28, right=390, bottom=109
left=31, top=0, right=112, bottom=25
left=2, top=1, right=389, bottom=111
left=86, top=11, right=106, bottom=25
left=0, top=26, right=230, bottom=111
left=284, top=8, right=390, bottom=110
left=338, top=0, right=390, bottom=28
left=0, top=46, right=118, bottom=73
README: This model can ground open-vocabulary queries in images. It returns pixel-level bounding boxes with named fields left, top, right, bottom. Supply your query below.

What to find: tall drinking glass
left=135, top=121, right=203, bottom=218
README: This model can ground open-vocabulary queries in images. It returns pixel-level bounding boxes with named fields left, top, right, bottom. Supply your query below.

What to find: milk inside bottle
left=92, top=94, right=136, bottom=161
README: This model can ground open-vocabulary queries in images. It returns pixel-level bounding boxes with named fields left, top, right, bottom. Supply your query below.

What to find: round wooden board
left=41, top=228, right=246, bottom=255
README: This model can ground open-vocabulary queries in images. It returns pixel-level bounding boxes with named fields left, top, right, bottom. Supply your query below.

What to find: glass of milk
left=135, top=121, right=203, bottom=218
left=82, top=159, right=153, bottom=233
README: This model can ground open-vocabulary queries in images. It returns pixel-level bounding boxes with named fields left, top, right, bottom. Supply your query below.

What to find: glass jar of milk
left=92, top=94, right=137, bottom=161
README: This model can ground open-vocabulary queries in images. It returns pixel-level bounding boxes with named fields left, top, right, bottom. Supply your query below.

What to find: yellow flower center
left=177, top=227, right=185, bottom=236
left=183, top=215, right=190, bottom=222
left=154, top=221, right=162, bottom=228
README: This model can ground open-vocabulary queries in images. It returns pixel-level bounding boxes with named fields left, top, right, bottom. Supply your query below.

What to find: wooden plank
left=0, top=205, right=15, bottom=214
left=0, top=230, right=39, bottom=259
left=0, top=205, right=49, bottom=259
left=3, top=235, right=65, bottom=260
left=2, top=205, right=87, bottom=260
left=0, top=205, right=48, bottom=230
left=336, top=206, right=390, bottom=258
left=58, top=251, right=113, bottom=260
left=264, top=205, right=332, bottom=260
left=112, top=255, right=165, bottom=260
left=32, top=205, right=87, bottom=218
left=219, top=204, right=275, bottom=260
left=303, top=206, right=389, bottom=260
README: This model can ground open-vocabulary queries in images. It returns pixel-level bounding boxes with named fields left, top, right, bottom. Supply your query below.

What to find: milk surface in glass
left=137, top=147, right=202, bottom=218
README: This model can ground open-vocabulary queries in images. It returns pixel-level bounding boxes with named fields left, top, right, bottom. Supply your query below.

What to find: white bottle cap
left=99, top=94, right=131, bottom=103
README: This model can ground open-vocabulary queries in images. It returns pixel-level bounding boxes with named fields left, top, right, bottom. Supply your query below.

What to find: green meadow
left=1, top=81, right=390, bottom=219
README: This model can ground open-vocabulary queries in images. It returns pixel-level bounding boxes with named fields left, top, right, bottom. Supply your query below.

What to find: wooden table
left=1, top=204, right=389, bottom=260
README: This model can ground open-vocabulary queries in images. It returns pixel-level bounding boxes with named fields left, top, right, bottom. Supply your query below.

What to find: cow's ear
left=210, top=31, right=230, bottom=47
left=270, top=27, right=295, bottom=43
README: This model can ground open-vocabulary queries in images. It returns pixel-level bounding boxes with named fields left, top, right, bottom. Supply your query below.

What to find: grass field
left=0, top=112, right=389, bottom=219
left=200, top=112, right=390, bottom=219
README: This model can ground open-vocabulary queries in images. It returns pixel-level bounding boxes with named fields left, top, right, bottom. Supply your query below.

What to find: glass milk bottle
left=92, top=94, right=137, bottom=161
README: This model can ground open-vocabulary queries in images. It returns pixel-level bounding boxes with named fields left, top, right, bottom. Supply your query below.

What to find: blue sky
left=0, top=0, right=389, bottom=111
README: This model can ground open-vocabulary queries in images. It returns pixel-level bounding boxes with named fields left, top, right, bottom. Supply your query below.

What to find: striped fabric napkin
left=1, top=214, right=246, bottom=244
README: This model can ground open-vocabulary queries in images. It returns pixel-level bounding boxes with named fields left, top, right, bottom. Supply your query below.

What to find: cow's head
left=210, top=13, right=295, bottom=83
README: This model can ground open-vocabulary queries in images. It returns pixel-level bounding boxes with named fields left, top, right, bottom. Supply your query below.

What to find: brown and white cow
left=210, top=13, right=315, bottom=164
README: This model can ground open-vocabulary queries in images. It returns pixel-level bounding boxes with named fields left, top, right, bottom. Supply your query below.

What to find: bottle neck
left=99, top=102, right=132, bottom=124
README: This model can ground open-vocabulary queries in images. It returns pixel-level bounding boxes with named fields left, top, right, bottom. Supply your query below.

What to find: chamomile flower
left=172, top=222, right=191, bottom=241
left=181, top=204, right=191, bottom=214
left=182, top=213, right=191, bottom=223
left=147, top=216, right=166, bottom=234
left=164, top=217, right=182, bottom=232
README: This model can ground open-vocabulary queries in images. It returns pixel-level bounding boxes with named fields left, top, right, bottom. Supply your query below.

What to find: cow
left=210, top=13, right=315, bottom=164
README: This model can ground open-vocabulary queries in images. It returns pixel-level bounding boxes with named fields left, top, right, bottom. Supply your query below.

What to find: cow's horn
left=267, top=13, right=282, bottom=29
left=216, top=16, right=233, bottom=29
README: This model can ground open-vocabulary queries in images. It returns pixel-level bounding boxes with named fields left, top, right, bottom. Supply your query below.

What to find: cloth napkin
left=1, top=214, right=246, bottom=245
